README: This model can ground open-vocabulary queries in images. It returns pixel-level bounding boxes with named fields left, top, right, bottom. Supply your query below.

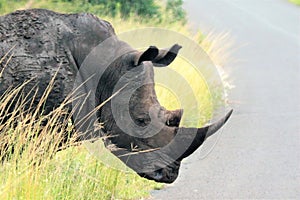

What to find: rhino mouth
left=138, top=161, right=180, bottom=183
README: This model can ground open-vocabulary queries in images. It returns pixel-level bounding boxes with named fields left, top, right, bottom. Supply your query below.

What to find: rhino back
left=0, top=9, right=116, bottom=114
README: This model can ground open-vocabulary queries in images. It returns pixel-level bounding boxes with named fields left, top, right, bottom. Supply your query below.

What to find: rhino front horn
left=170, top=109, right=233, bottom=160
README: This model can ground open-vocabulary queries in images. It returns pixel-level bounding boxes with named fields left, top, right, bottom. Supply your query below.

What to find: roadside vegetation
left=289, top=0, right=300, bottom=5
left=0, top=0, right=232, bottom=199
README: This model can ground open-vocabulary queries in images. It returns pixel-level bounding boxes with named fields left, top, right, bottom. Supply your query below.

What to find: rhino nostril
left=154, top=169, right=163, bottom=180
left=166, top=120, right=170, bottom=126
left=164, top=109, right=183, bottom=127
left=165, top=117, right=180, bottom=127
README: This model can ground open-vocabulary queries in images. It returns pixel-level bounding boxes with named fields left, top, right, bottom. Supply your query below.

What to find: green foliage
left=0, top=0, right=27, bottom=14
left=95, top=0, right=161, bottom=19
left=0, top=0, right=187, bottom=24
left=289, top=0, right=300, bottom=5
left=166, top=0, right=186, bottom=24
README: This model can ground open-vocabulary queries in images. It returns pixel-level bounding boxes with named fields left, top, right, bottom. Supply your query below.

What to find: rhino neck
left=95, top=53, right=134, bottom=133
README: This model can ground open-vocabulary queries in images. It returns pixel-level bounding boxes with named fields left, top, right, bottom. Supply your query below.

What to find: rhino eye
left=137, top=118, right=145, bottom=124
left=135, top=118, right=149, bottom=126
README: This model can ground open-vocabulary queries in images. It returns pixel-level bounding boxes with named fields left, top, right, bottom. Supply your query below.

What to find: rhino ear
left=135, top=46, right=159, bottom=66
left=152, top=44, right=182, bottom=67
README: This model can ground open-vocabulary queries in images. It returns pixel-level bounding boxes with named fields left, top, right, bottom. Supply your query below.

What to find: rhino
left=0, top=9, right=232, bottom=183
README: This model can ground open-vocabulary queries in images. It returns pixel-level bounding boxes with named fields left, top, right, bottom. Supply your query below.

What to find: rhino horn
left=173, top=109, right=233, bottom=160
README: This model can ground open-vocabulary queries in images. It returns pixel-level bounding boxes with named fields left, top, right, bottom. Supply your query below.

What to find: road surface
left=152, top=0, right=300, bottom=199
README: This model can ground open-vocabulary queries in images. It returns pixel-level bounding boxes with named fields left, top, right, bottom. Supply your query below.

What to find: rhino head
left=93, top=44, right=232, bottom=183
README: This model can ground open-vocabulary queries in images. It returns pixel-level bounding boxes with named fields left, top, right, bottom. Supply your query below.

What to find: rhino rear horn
left=153, top=44, right=182, bottom=67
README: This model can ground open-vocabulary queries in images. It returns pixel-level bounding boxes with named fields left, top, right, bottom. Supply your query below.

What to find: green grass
left=0, top=0, right=27, bottom=14
left=289, top=0, right=300, bottom=5
left=1, top=145, right=162, bottom=199
left=1, top=147, right=154, bottom=199
left=0, top=1, right=233, bottom=199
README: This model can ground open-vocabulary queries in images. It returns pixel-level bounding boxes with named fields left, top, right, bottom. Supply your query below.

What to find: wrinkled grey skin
left=0, top=9, right=232, bottom=183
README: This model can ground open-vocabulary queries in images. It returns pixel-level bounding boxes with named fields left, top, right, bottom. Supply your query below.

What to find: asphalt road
left=152, top=0, right=300, bottom=199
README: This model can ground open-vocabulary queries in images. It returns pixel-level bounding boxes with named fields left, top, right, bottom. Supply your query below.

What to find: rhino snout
left=138, top=161, right=180, bottom=183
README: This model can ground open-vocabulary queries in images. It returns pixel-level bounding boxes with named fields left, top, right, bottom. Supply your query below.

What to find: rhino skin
left=0, top=9, right=232, bottom=183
